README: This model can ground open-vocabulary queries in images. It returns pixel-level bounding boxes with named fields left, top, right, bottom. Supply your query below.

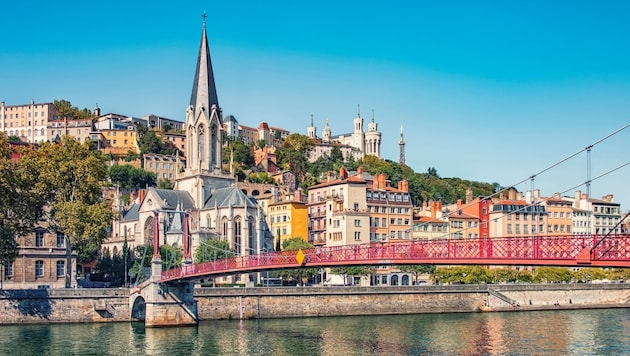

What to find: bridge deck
left=161, top=234, right=630, bottom=282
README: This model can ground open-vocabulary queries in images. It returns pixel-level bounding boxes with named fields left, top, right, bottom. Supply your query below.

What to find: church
left=108, top=19, right=273, bottom=283
left=306, top=110, right=382, bottom=162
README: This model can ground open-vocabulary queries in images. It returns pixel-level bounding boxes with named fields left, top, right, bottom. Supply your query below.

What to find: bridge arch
left=130, top=295, right=146, bottom=321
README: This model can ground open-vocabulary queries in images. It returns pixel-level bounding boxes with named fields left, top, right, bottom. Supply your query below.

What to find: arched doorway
left=390, top=274, right=399, bottom=286
left=131, top=295, right=146, bottom=321
left=402, top=274, right=410, bottom=286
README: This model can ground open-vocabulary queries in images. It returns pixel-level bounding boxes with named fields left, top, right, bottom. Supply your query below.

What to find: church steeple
left=185, top=13, right=223, bottom=172
left=190, top=12, right=219, bottom=115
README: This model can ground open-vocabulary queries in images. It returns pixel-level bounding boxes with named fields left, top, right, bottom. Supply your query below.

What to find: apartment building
left=0, top=101, right=56, bottom=143
left=91, top=127, right=140, bottom=156
left=143, top=153, right=185, bottom=183
left=307, top=167, right=370, bottom=247
left=367, top=172, right=413, bottom=242
left=4, top=223, right=77, bottom=289
left=542, top=194, right=573, bottom=236
left=412, top=201, right=448, bottom=240
left=268, top=189, right=308, bottom=250
left=47, top=118, right=94, bottom=143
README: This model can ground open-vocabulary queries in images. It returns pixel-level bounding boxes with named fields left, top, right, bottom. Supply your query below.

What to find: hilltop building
left=0, top=100, right=56, bottom=143
left=307, top=109, right=382, bottom=162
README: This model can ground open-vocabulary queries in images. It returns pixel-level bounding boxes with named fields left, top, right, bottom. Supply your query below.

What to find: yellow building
left=543, top=194, right=573, bottom=236
left=268, top=189, right=308, bottom=250
left=92, top=128, right=139, bottom=156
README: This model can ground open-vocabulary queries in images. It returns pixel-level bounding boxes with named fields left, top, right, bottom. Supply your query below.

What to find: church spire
left=190, top=12, right=219, bottom=115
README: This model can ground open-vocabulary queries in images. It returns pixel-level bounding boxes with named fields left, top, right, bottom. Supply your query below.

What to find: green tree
left=195, top=239, right=236, bottom=263
left=22, top=136, right=113, bottom=288
left=533, top=267, right=573, bottom=283
left=247, top=172, right=274, bottom=184
left=398, top=265, right=436, bottom=285
left=129, top=244, right=183, bottom=282
left=108, top=164, right=156, bottom=190
left=53, top=99, right=92, bottom=119
left=277, top=133, right=314, bottom=183
left=158, top=178, right=174, bottom=189
left=330, top=266, right=372, bottom=285
left=0, top=134, right=45, bottom=269
left=275, top=237, right=317, bottom=286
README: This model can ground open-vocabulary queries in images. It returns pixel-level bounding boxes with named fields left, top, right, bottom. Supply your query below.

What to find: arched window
left=248, top=216, right=255, bottom=251
left=234, top=216, right=242, bottom=254
left=222, top=217, right=228, bottom=240
left=390, top=274, right=399, bottom=286
left=210, top=124, right=217, bottom=168
left=198, top=125, right=205, bottom=165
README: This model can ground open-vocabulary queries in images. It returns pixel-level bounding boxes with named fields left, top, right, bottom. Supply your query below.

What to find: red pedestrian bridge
left=161, top=234, right=630, bottom=283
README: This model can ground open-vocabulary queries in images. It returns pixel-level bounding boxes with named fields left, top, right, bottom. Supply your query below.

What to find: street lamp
left=49, top=248, right=53, bottom=282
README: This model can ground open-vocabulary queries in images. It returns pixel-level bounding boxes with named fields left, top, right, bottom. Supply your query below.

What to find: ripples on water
left=1, top=309, right=629, bottom=355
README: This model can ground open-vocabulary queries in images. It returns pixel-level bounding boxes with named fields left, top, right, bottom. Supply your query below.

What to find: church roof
left=204, top=186, right=258, bottom=209
left=121, top=203, right=140, bottom=222
left=151, top=188, right=196, bottom=210
left=189, top=21, right=219, bottom=114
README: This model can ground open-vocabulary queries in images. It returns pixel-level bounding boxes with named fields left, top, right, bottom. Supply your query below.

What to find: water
left=1, top=309, right=630, bottom=355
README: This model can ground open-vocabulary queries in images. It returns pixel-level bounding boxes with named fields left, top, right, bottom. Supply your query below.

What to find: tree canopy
left=108, top=164, right=156, bottom=190
left=54, top=99, right=92, bottom=120
left=20, top=136, right=113, bottom=287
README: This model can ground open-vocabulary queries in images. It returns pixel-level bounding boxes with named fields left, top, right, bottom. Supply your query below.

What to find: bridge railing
left=160, top=234, right=630, bottom=282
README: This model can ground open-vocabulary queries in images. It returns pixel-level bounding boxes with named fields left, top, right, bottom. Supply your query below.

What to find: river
left=2, top=309, right=629, bottom=355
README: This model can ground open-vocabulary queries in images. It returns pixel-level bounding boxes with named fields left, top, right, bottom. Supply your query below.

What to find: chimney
left=457, top=199, right=463, bottom=208
left=534, top=189, right=540, bottom=201
left=431, top=201, right=436, bottom=218
left=357, top=167, right=363, bottom=177
left=138, top=189, right=146, bottom=203
left=603, top=194, right=614, bottom=202
left=295, top=188, right=302, bottom=202
left=327, top=171, right=335, bottom=182
left=575, top=190, right=581, bottom=209
left=379, top=174, right=386, bottom=189
left=508, top=188, right=516, bottom=201
left=272, top=186, right=279, bottom=204
left=339, top=167, right=348, bottom=180
left=130, top=191, right=135, bottom=204
left=397, top=181, right=403, bottom=191
left=401, top=180, right=409, bottom=192
left=437, top=201, right=442, bottom=212
left=465, top=188, right=473, bottom=204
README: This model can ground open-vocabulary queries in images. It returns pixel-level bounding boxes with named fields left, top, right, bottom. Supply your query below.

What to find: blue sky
left=2, top=1, right=629, bottom=208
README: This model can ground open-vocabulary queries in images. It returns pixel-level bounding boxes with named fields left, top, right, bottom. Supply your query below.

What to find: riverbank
left=1, top=283, right=628, bottom=324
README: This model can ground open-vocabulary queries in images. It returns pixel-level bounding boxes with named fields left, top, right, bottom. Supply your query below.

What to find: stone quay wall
left=0, top=289, right=131, bottom=325
left=0, top=284, right=629, bottom=324
left=194, top=283, right=630, bottom=320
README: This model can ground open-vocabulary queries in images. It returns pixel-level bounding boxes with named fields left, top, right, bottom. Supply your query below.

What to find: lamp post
left=49, top=248, right=53, bottom=282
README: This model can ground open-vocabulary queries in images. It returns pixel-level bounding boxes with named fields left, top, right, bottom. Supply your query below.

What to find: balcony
left=332, top=208, right=370, bottom=216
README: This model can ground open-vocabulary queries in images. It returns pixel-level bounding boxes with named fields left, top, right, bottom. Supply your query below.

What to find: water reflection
left=0, top=309, right=628, bottom=355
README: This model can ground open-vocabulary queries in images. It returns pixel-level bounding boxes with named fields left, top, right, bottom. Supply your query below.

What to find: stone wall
left=0, top=284, right=629, bottom=324
left=0, top=289, right=130, bottom=324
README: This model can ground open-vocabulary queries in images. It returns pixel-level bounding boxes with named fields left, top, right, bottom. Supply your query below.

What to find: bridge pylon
left=141, top=211, right=198, bottom=327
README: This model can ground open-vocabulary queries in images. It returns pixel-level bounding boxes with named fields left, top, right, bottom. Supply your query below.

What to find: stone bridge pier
left=130, top=258, right=198, bottom=327
left=129, top=209, right=198, bottom=327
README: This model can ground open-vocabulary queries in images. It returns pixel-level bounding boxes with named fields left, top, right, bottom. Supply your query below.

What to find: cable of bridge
left=410, top=124, right=630, bottom=240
